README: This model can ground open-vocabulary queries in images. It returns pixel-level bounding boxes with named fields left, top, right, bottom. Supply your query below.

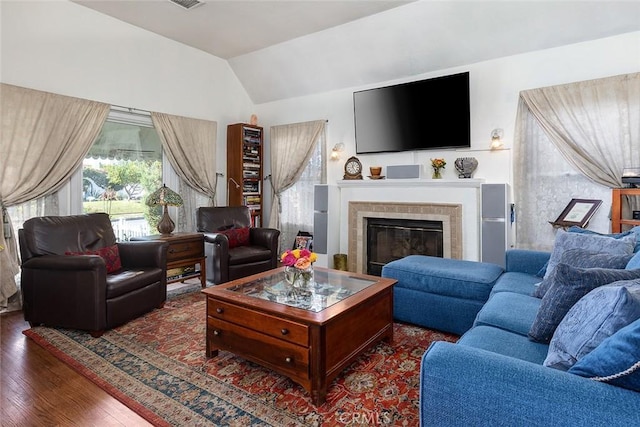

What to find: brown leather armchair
left=196, top=206, right=280, bottom=285
left=19, top=213, right=168, bottom=336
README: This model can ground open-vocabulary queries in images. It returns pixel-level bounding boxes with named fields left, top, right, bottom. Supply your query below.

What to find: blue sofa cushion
left=458, top=325, right=549, bottom=364
left=545, top=281, right=640, bottom=370
left=381, top=255, right=503, bottom=302
left=569, top=318, right=640, bottom=392
left=529, top=264, right=640, bottom=343
left=474, top=291, right=541, bottom=336
left=543, top=229, right=636, bottom=281
left=534, top=249, right=635, bottom=298
left=491, top=272, right=540, bottom=296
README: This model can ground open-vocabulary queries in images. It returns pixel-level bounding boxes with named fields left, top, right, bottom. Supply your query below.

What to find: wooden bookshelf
left=611, top=187, right=640, bottom=232
left=227, top=123, right=263, bottom=227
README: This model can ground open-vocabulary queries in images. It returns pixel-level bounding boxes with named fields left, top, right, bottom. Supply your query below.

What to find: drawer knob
left=216, top=307, right=224, bottom=314
left=281, top=328, right=289, bottom=335
left=285, top=357, right=292, bottom=364
left=213, top=330, right=221, bottom=336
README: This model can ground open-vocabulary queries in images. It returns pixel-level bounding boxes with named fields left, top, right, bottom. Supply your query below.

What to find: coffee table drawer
left=208, top=300, right=308, bottom=346
left=167, top=239, right=202, bottom=262
left=208, top=317, right=309, bottom=380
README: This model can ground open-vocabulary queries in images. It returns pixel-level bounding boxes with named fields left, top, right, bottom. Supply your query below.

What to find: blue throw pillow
left=569, top=317, right=640, bottom=392
left=543, top=230, right=636, bottom=281
left=627, top=251, right=640, bottom=270
left=528, top=264, right=640, bottom=343
left=533, top=249, right=635, bottom=298
left=567, top=225, right=640, bottom=253
left=544, top=281, right=640, bottom=370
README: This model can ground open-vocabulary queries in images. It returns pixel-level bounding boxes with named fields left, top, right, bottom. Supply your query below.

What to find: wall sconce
left=490, top=128, right=504, bottom=150
left=330, top=143, right=345, bottom=161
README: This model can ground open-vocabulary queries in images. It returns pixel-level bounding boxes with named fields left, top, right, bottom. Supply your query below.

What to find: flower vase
left=284, top=265, right=314, bottom=288
left=432, top=169, right=442, bottom=179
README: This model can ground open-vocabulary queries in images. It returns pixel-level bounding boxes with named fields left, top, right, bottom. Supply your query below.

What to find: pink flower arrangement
left=280, top=248, right=318, bottom=270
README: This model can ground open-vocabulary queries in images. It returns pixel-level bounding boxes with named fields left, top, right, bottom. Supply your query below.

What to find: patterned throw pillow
left=544, top=281, right=640, bottom=370
left=65, top=244, right=122, bottom=273
left=533, top=249, right=634, bottom=298
left=568, top=317, right=640, bottom=392
left=542, top=229, right=636, bottom=281
left=627, top=251, right=640, bottom=270
left=567, top=225, right=640, bottom=253
left=528, top=264, right=640, bottom=343
left=220, top=227, right=250, bottom=248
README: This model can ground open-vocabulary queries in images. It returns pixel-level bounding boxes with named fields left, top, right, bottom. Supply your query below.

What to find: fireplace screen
left=366, top=218, right=443, bottom=276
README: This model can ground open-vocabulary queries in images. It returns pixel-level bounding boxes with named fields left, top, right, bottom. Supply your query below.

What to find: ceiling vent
left=168, top=0, right=204, bottom=10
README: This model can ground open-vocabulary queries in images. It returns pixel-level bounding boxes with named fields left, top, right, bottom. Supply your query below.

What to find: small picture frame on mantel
left=549, top=198, right=602, bottom=229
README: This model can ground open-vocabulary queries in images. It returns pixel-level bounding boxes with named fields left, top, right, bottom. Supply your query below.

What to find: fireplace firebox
left=366, top=218, right=443, bottom=276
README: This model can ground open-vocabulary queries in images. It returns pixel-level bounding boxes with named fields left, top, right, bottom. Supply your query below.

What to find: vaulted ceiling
left=73, top=1, right=640, bottom=104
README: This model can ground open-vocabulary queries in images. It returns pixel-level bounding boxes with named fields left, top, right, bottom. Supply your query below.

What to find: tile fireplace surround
left=348, top=201, right=462, bottom=273
left=336, top=178, right=483, bottom=272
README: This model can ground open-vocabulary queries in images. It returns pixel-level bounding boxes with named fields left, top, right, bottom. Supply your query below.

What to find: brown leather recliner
left=19, top=213, right=168, bottom=336
left=196, top=206, right=280, bottom=285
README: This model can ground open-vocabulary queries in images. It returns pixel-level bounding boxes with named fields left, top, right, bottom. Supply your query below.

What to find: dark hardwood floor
left=1, top=310, right=151, bottom=427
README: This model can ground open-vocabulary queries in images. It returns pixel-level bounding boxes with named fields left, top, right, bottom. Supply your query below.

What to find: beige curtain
left=150, top=112, right=218, bottom=232
left=268, top=120, right=326, bottom=230
left=514, top=73, right=640, bottom=248
left=0, top=83, right=110, bottom=305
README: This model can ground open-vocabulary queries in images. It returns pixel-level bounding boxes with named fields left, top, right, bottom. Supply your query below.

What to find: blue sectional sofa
left=383, top=243, right=640, bottom=426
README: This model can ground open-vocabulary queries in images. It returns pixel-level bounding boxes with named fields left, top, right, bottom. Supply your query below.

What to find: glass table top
left=224, top=268, right=377, bottom=312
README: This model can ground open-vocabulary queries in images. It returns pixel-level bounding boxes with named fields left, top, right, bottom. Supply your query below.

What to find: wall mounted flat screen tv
left=354, top=72, right=470, bottom=154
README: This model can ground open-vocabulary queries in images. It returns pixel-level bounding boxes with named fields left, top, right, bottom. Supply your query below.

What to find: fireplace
left=348, top=201, right=462, bottom=274
left=366, top=218, right=443, bottom=276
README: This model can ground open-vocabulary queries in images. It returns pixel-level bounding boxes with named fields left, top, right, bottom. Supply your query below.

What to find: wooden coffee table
left=202, top=266, right=396, bottom=405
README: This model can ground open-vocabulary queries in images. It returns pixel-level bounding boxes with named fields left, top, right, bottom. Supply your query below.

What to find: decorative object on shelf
left=549, top=198, right=602, bottom=229
left=343, top=156, right=363, bottom=180
left=454, top=157, right=478, bottom=178
left=622, top=167, right=640, bottom=187
left=490, top=128, right=504, bottom=150
left=281, top=248, right=317, bottom=289
left=146, top=184, right=183, bottom=235
left=430, top=158, right=446, bottom=179
left=330, top=143, right=345, bottom=161
left=249, top=114, right=258, bottom=126
left=368, top=166, right=385, bottom=180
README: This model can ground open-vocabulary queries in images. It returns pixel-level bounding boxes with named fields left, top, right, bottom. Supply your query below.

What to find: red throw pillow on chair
left=65, top=244, right=122, bottom=273
left=220, top=227, right=250, bottom=248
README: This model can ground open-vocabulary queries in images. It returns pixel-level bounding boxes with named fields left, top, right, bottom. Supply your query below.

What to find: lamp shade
left=146, top=184, right=183, bottom=207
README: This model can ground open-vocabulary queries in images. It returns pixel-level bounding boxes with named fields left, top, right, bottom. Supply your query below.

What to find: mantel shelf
left=337, top=178, right=485, bottom=189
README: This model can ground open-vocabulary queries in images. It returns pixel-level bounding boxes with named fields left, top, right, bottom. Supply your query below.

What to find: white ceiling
left=73, top=1, right=640, bottom=104
left=73, top=0, right=412, bottom=59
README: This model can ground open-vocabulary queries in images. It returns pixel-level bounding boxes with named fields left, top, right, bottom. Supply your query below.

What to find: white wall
left=255, top=31, right=640, bottom=187
left=0, top=0, right=254, bottom=210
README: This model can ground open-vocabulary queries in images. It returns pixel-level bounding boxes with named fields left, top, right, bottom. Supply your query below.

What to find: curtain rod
left=110, top=104, right=151, bottom=115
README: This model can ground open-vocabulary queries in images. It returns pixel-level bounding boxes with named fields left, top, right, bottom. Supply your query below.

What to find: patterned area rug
left=24, top=291, right=456, bottom=426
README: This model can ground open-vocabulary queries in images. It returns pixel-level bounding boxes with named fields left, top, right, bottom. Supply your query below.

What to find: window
left=81, top=108, right=163, bottom=240
left=279, top=133, right=326, bottom=250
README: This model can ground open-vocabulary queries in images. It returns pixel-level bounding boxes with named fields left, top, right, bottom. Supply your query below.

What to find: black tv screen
left=354, top=72, right=470, bottom=154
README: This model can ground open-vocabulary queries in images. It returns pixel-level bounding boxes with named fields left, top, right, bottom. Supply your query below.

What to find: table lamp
left=146, top=184, right=183, bottom=235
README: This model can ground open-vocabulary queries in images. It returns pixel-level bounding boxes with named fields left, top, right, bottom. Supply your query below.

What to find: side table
left=131, top=232, right=206, bottom=288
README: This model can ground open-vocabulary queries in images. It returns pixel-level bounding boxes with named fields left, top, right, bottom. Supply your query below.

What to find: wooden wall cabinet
left=227, top=123, right=263, bottom=227
left=611, top=188, right=640, bottom=232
